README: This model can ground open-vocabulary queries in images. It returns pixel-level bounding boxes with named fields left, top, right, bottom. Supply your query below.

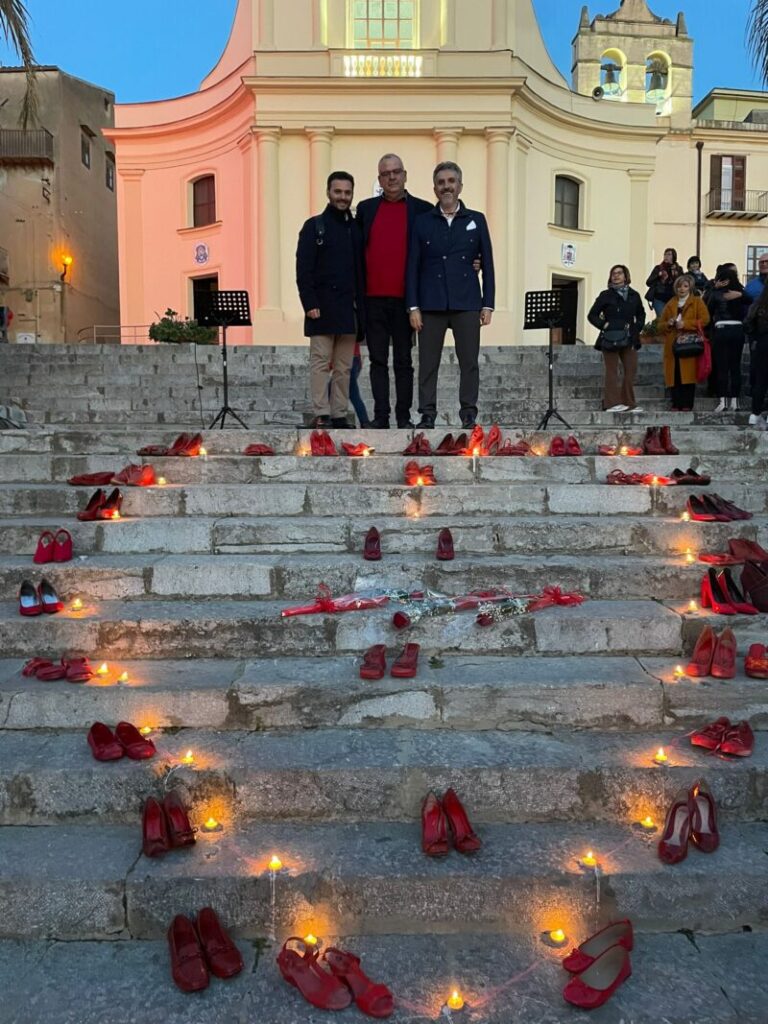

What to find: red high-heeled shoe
left=565, top=435, right=582, bottom=456
left=451, top=432, right=468, bottom=455
left=168, top=914, right=209, bottom=992
left=87, top=722, right=124, bottom=761
left=33, top=531, right=56, bottom=564
left=360, top=644, right=386, bottom=680
left=700, top=570, right=736, bottom=615
left=53, top=529, right=73, bottom=562
left=323, top=947, right=394, bottom=1019
left=421, top=791, right=450, bottom=857
left=658, top=787, right=691, bottom=864
left=19, top=579, right=42, bottom=616
left=404, top=433, right=430, bottom=456
left=77, top=488, right=107, bottom=522
left=711, top=627, right=737, bottom=679
left=465, top=425, right=484, bottom=455
left=309, top=430, right=326, bottom=456
left=686, top=625, right=716, bottom=676
left=442, top=787, right=482, bottom=854
left=562, top=919, right=634, bottom=974
left=178, top=432, right=203, bottom=457
left=485, top=424, right=502, bottom=455
left=718, top=568, right=758, bottom=614
left=549, top=435, right=566, bottom=457
left=434, top=433, right=455, bottom=456
left=363, top=527, right=381, bottom=561
left=196, top=907, right=243, bottom=979
left=687, top=495, right=717, bottom=522
left=142, top=797, right=171, bottom=857
left=436, top=527, right=454, bottom=561
left=277, top=937, right=352, bottom=1011
left=167, top=433, right=192, bottom=456
left=98, top=487, right=123, bottom=520
left=688, top=779, right=719, bottom=853
left=38, top=578, right=63, bottom=614
left=163, top=791, right=196, bottom=847
left=391, top=642, right=419, bottom=678
left=404, top=460, right=420, bottom=485
left=563, top=945, right=632, bottom=1010
left=115, top=720, right=156, bottom=760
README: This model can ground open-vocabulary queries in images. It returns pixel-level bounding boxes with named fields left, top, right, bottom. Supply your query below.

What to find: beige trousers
left=309, top=334, right=356, bottom=418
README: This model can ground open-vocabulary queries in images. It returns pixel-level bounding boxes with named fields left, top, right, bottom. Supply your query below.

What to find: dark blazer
left=406, top=202, right=495, bottom=312
left=355, top=192, right=433, bottom=251
left=295, top=204, right=365, bottom=339
left=588, top=287, right=646, bottom=350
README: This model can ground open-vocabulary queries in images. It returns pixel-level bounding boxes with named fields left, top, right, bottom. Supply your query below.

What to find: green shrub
left=148, top=309, right=218, bottom=345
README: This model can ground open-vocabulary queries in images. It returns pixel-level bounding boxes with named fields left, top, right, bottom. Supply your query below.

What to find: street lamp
left=60, top=254, right=73, bottom=281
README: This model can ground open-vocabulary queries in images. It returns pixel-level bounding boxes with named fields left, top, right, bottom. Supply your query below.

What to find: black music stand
left=197, top=290, right=252, bottom=430
left=524, top=289, right=574, bottom=430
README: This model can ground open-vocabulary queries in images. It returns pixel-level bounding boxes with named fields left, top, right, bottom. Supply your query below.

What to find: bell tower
left=572, top=0, right=693, bottom=121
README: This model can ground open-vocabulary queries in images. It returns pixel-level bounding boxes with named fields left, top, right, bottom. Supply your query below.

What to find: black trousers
left=711, top=324, right=745, bottom=398
left=671, top=354, right=696, bottom=410
left=365, top=296, right=414, bottom=425
left=418, top=310, right=480, bottom=420
left=751, top=335, right=768, bottom=415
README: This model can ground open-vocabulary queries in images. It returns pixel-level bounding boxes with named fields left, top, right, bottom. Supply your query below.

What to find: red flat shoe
left=33, top=531, right=56, bottom=564
left=38, top=578, right=63, bottom=614
left=77, top=488, right=107, bottom=521
left=485, top=424, right=502, bottom=455
left=342, top=442, right=374, bottom=457
left=19, top=579, right=42, bottom=616
left=178, top=432, right=203, bottom=457
left=689, top=779, right=719, bottom=853
left=436, top=527, right=454, bottom=561
left=163, top=790, right=196, bottom=847
left=87, top=721, right=124, bottom=761
left=729, top=538, right=768, bottom=562
left=67, top=471, right=116, bottom=486
left=166, top=433, right=192, bottom=456
left=168, top=914, right=209, bottom=993
left=565, top=435, right=582, bottom=456
left=700, top=570, right=736, bottom=615
left=658, top=787, right=691, bottom=864
left=142, top=796, right=171, bottom=857
left=360, top=644, right=386, bottom=680
left=442, top=787, right=481, bottom=854
left=64, top=656, right=93, bottom=682
left=136, top=444, right=171, bottom=457
left=35, top=659, right=68, bottom=681
left=322, top=432, right=338, bottom=456
left=690, top=716, right=730, bottom=751
left=21, top=656, right=53, bottom=677
left=698, top=553, right=742, bottom=566
left=745, top=643, right=768, bottom=679
left=363, top=527, right=381, bottom=561
left=243, top=443, right=275, bottom=456
left=196, top=907, right=243, bottom=979
left=562, top=919, right=634, bottom=974
left=53, top=529, right=73, bottom=563
left=711, top=628, right=737, bottom=679
left=97, top=487, right=123, bottom=521
left=421, top=791, right=450, bottom=857
left=597, top=444, right=617, bottom=456
left=686, top=625, right=716, bottom=677
left=115, top=720, right=156, bottom=760
left=277, top=937, right=352, bottom=1011
left=563, top=946, right=631, bottom=1010
left=323, top=947, right=394, bottom=1019
left=391, top=642, right=419, bottom=678
left=720, top=720, right=754, bottom=757
left=112, top=464, right=156, bottom=487
left=434, top=433, right=455, bottom=456
left=497, top=439, right=531, bottom=456
left=549, top=435, right=566, bottom=457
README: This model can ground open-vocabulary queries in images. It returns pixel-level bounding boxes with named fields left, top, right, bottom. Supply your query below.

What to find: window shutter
left=710, top=155, right=722, bottom=191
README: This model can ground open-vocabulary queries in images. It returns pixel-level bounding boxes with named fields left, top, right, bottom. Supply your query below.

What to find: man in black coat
left=406, top=162, right=495, bottom=429
left=296, top=172, right=365, bottom=428
left=355, top=154, right=432, bottom=428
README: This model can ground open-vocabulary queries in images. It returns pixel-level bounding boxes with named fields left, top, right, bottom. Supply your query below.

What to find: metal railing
left=706, top=188, right=768, bottom=218
left=0, top=129, right=54, bottom=165
left=76, top=324, right=154, bottom=344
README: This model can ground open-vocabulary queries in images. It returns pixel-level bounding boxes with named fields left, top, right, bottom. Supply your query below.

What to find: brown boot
left=659, top=425, right=679, bottom=455
left=643, top=427, right=665, bottom=455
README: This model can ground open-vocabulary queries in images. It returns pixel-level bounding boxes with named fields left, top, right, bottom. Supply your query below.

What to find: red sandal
left=323, top=947, right=394, bottom=1018
left=360, top=644, right=387, bottom=680
left=277, top=937, right=352, bottom=1011
left=390, top=642, right=419, bottom=678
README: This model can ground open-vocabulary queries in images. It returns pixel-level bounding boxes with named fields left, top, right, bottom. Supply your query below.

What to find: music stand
left=197, top=290, right=252, bottom=430
left=524, top=289, right=575, bottom=430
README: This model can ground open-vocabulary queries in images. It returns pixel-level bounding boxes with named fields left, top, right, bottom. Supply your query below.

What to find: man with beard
left=406, top=162, right=495, bottom=429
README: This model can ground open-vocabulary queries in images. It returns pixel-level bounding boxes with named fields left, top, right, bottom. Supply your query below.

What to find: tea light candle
left=680, top=510, right=691, bottom=521
left=117, top=671, right=129, bottom=684
left=653, top=747, right=668, bottom=765
left=201, top=817, right=223, bottom=834
left=268, top=855, right=283, bottom=872
left=688, top=600, right=698, bottom=613
left=157, top=477, right=167, bottom=487
left=139, top=726, right=152, bottom=737
left=303, top=933, right=318, bottom=947
left=446, top=990, right=465, bottom=1011
left=674, top=664, right=685, bottom=678
left=581, top=850, right=597, bottom=868
left=70, top=598, right=83, bottom=612
left=639, top=816, right=657, bottom=832
left=97, top=662, right=109, bottom=676
left=547, top=928, right=568, bottom=947
left=685, top=548, right=695, bottom=563
left=199, top=447, right=208, bottom=460
left=181, top=749, right=195, bottom=765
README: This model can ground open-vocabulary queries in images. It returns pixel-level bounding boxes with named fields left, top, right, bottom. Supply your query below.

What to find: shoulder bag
left=673, top=318, right=705, bottom=358
left=598, top=326, right=632, bottom=351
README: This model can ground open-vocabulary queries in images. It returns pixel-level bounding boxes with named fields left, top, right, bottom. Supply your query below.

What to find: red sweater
left=365, top=199, right=408, bottom=298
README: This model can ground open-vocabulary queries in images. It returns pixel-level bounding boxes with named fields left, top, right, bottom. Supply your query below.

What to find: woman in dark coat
left=588, top=264, right=646, bottom=412
left=743, top=284, right=768, bottom=426
left=645, top=248, right=684, bottom=318
left=706, top=266, right=751, bottom=412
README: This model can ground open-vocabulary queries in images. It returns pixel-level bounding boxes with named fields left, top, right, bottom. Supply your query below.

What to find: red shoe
left=309, top=430, right=326, bottom=456
left=342, top=442, right=374, bottom=457
left=562, top=920, right=634, bottom=975
left=87, top=722, right=124, bottom=761
left=442, top=787, right=481, bottom=854
left=549, top=436, right=566, bottom=457
left=166, top=433, right=192, bottom=456
left=434, top=433, right=455, bottom=456
left=465, top=425, right=484, bottom=455
left=97, top=487, right=123, bottom=520
left=67, top=471, right=116, bottom=486
left=404, top=460, right=420, bottom=485
left=690, top=716, right=730, bottom=751
left=689, top=779, right=719, bottom=853
left=701, top=495, right=733, bottom=522
left=142, top=797, right=171, bottom=857
left=451, top=432, right=468, bottom=455
left=196, top=907, right=243, bottom=979
left=698, top=553, right=742, bottom=566
left=243, top=443, right=275, bottom=456
left=419, top=465, right=436, bottom=486
left=323, top=947, right=394, bottom=1019
left=658, top=787, right=691, bottom=864
left=322, top=432, right=338, bottom=456
left=168, top=914, right=209, bottom=993
left=360, top=644, right=386, bottom=680
left=21, top=656, right=56, bottom=677
left=729, top=538, right=768, bottom=562
left=565, top=435, right=582, bottom=456
left=115, top=720, right=156, bottom=760
left=112, top=463, right=156, bottom=487
left=53, top=529, right=73, bottom=562
left=597, top=444, right=617, bottom=456
left=720, top=720, right=754, bottom=757
left=711, top=628, right=737, bottom=679
left=404, top=433, right=430, bottom=456
left=277, top=937, right=352, bottom=1011
left=421, top=791, right=450, bottom=857
left=687, top=496, right=717, bottom=522
left=563, top=946, right=631, bottom=1010
left=485, top=424, right=502, bottom=455
left=642, top=427, right=666, bottom=455
left=497, top=439, right=531, bottom=456
left=718, top=567, right=758, bottom=614
left=700, top=571, right=736, bottom=615
left=745, top=643, right=768, bottom=679
left=35, top=658, right=68, bottom=681
left=38, top=578, right=63, bottom=614
left=686, top=625, right=716, bottom=677
left=178, top=432, right=204, bottom=457
left=391, top=642, right=419, bottom=678
left=712, top=494, right=751, bottom=521
left=436, top=527, right=454, bottom=561
left=659, top=425, right=679, bottom=455
left=76, top=488, right=107, bottom=521
left=64, top=656, right=93, bottom=682
left=163, top=791, right=196, bottom=847
left=363, top=527, right=381, bottom=561
left=33, top=531, right=56, bottom=564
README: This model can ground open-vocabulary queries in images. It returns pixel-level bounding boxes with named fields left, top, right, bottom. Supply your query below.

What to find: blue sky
left=0, top=0, right=763, bottom=104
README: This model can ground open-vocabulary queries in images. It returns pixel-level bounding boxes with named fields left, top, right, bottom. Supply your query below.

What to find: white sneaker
left=748, top=413, right=766, bottom=427
left=714, top=399, right=727, bottom=413
left=730, top=398, right=739, bottom=410
left=629, top=406, right=644, bottom=413
left=605, top=404, right=629, bottom=412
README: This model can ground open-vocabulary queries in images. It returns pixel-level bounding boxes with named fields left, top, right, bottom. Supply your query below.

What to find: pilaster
left=485, top=128, right=514, bottom=309
left=305, top=128, right=335, bottom=214
left=254, top=128, right=282, bottom=313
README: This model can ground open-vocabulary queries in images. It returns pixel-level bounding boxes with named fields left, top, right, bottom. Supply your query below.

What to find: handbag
left=673, top=320, right=706, bottom=358
left=598, top=327, right=632, bottom=352
left=696, top=337, right=712, bottom=383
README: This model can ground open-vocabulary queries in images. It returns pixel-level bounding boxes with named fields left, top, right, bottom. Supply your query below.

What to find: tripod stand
left=523, top=289, right=576, bottom=430
left=197, top=290, right=252, bottom=430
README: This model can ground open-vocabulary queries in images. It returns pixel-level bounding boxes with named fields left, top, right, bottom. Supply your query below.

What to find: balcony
left=342, top=52, right=423, bottom=77
left=0, top=129, right=54, bottom=166
left=706, top=188, right=768, bottom=220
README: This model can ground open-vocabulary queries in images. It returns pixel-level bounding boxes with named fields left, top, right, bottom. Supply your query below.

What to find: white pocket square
left=466, top=220, right=477, bottom=230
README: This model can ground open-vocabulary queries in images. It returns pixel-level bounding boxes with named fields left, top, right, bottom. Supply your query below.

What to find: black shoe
left=312, top=415, right=331, bottom=428
left=418, top=415, right=436, bottom=429
left=368, top=418, right=390, bottom=429
left=397, top=419, right=415, bottom=429
left=330, top=417, right=351, bottom=428
left=461, top=415, right=477, bottom=428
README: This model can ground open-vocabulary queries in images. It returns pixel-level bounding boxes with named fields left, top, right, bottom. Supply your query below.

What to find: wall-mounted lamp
left=60, top=255, right=73, bottom=281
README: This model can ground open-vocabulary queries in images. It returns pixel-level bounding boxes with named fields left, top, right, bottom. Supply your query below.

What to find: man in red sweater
left=355, top=155, right=432, bottom=428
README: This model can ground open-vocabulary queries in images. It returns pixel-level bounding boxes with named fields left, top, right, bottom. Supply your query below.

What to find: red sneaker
left=690, top=716, right=730, bottom=751
left=720, top=720, right=754, bottom=757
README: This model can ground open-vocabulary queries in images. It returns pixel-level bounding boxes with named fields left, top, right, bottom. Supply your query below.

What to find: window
left=192, top=274, right=219, bottom=321
left=746, top=245, right=768, bottom=283
left=351, top=0, right=416, bottom=49
left=554, top=176, right=580, bottom=230
left=80, top=130, right=92, bottom=169
left=192, top=175, right=216, bottom=227
left=105, top=153, right=115, bottom=192
left=711, top=155, right=746, bottom=212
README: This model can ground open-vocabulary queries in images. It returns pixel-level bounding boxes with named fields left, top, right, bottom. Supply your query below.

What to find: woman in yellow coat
left=661, top=274, right=710, bottom=410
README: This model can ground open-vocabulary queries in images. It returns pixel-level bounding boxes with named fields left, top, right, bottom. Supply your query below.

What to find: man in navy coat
left=406, top=162, right=495, bottom=428
left=296, top=171, right=365, bottom=428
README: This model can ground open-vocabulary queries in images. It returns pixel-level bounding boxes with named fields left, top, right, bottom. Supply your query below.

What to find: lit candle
left=639, top=816, right=657, bottom=832
left=685, top=548, right=695, bottom=563
left=182, top=749, right=195, bottom=765
left=70, top=598, right=83, bottom=612
left=619, top=446, right=629, bottom=456
left=303, top=933, right=318, bottom=947
left=201, top=817, right=223, bottom=833
left=447, top=990, right=465, bottom=1011
left=268, top=855, right=283, bottom=872
left=653, top=747, right=668, bottom=765
left=688, top=599, right=698, bottom=613
left=157, top=476, right=167, bottom=486
left=97, top=662, right=108, bottom=676
left=361, top=447, right=371, bottom=457
left=680, top=510, right=691, bottom=522
left=674, top=664, right=685, bottom=678
left=139, top=726, right=152, bottom=737
left=581, top=850, right=597, bottom=868
left=472, top=446, right=481, bottom=458
left=117, top=671, right=129, bottom=684
left=416, top=476, right=424, bottom=487
left=199, top=447, right=208, bottom=459
left=547, top=928, right=568, bottom=947
left=650, top=476, right=659, bottom=487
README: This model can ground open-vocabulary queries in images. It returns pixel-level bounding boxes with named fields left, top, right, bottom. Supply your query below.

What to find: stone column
left=433, top=128, right=462, bottom=165
left=306, top=127, right=335, bottom=214
left=485, top=128, right=513, bottom=309
left=254, top=128, right=282, bottom=313
left=118, top=169, right=146, bottom=329
left=491, top=0, right=508, bottom=49
left=628, top=168, right=652, bottom=285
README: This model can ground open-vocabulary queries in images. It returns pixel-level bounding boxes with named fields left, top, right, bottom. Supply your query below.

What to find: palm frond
left=747, top=0, right=768, bottom=87
left=0, top=0, right=37, bottom=127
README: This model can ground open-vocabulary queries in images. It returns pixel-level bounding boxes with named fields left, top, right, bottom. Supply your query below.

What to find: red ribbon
left=527, top=586, right=585, bottom=613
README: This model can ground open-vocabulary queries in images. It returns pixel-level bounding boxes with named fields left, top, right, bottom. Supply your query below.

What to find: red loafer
left=442, top=787, right=482, bottom=854
left=277, top=937, right=352, bottom=1011
left=549, top=436, right=566, bottom=457
left=563, top=946, right=631, bottom=1010
left=163, top=791, right=196, bottom=848
left=115, top=720, right=156, bottom=760
left=745, top=643, right=768, bottom=679
left=363, top=527, right=382, bottom=561
left=19, top=579, right=43, bottom=616
left=436, top=527, right=454, bottom=561
left=562, top=919, right=633, bottom=975
left=689, top=779, right=719, bottom=853
left=390, top=642, right=419, bottom=678
left=142, top=796, right=171, bottom=858
left=360, top=644, right=386, bottom=680
left=323, top=947, right=394, bottom=1019
left=565, top=435, right=582, bottom=456
left=33, top=531, right=56, bottom=564
left=711, top=628, right=737, bottom=680
left=196, top=907, right=244, bottom=979
left=421, top=791, right=450, bottom=857
left=658, top=787, right=691, bottom=865
left=67, top=471, right=116, bottom=486
left=53, top=529, right=73, bottom=563
left=87, top=722, right=124, bottom=761
left=168, top=914, right=209, bottom=992
left=243, top=443, right=275, bottom=456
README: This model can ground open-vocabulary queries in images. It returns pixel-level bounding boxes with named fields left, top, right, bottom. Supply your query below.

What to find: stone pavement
left=0, top=343, right=767, bottom=1021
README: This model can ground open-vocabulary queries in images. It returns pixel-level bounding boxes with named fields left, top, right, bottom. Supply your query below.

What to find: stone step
left=0, top=931, right=763, bottom=1024
left=0, top=598, right=682, bottom=659
left=2, top=819, right=766, bottom=939
left=1, top=728, right=764, bottom=827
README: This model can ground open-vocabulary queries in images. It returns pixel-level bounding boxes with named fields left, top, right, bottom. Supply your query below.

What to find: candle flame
left=447, top=990, right=464, bottom=1011
left=685, top=548, right=695, bottom=563
left=651, top=476, right=659, bottom=486
left=199, top=447, right=207, bottom=457
left=203, top=817, right=220, bottom=831
left=581, top=850, right=597, bottom=867
left=416, top=476, right=424, bottom=486
left=549, top=928, right=566, bottom=944
left=304, top=933, right=318, bottom=946
left=472, top=446, right=480, bottom=457
left=680, top=510, right=691, bottom=521
left=71, top=598, right=83, bottom=611
left=688, top=599, right=698, bottom=612
left=157, top=476, right=167, bottom=486
left=97, top=662, right=108, bottom=675
left=268, top=855, right=283, bottom=872
left=674, top=664, right=685, bottom=677
left=619, top=446, right=628, bottom=456
left=654, top=747, right=668, bottom=763
left=640, top=816, right=656, bottom=829
left=117, top=671, right=129, bottom=683
left=182, top=749, right=194, bottom=764
left=139, top=726, right=152, bottom=737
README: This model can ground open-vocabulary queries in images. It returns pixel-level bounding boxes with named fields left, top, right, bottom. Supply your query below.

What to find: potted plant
left=639, top=318, right=661, bottom=344
left=148, top=308, right=218, bottom=345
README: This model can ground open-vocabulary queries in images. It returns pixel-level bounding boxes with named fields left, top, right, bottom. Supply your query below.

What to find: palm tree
left=748, top=0, right=768, bottom=85
left=0, top=0, right=36, bottom=126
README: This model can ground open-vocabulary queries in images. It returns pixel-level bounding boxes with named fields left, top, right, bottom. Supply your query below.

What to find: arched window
left=192, top=175, right=216, bottom=227
left=350, top=1, right=417, bottom=49
left=645, top=55, right=669, bottom=104
left=599, top=48, right=625, bottom=98
left=555, top=176, right=580, bottom=230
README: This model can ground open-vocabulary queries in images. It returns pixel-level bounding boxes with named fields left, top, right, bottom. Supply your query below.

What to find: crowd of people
left=589, top=248, right=768, bottom=424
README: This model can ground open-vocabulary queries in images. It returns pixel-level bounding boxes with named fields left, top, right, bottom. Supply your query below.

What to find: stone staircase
left=1, top=345, right=767, bottom=1022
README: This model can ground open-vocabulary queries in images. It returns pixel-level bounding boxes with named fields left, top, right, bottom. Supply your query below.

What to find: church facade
left=105, top=0, right=768, bottom=345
